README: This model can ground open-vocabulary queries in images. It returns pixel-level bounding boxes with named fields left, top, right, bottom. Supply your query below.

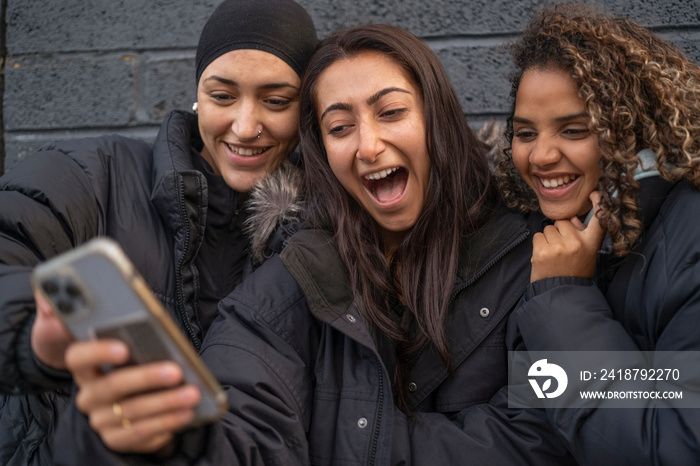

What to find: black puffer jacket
left=0, top=110, right=304, bottom=465
left=510, top=177, right=700, bottom=465
left=54, top=209, right=575, bottom=465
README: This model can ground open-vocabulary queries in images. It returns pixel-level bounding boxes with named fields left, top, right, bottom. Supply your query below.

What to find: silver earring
left=257, top=129, right=262, bottom=139
left=192, top=102, right=198, bottom=113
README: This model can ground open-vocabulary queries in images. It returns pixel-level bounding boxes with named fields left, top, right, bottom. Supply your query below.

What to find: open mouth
left=362, top=166, right=408, bottom=204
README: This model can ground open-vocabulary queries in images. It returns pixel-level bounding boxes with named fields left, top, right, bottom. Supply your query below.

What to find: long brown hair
left=299, top=24, right=498, bottom=411
left=498, top=3, right=700, bottom=255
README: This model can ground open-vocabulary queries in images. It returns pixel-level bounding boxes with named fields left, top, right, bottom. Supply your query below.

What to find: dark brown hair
left=299, top=24, right=498, bottom=412
left=498, top=3, right=700, bottom=255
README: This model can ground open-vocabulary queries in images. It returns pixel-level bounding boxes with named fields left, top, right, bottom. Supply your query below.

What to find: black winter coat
left=510, top=178, right=700, bottom=465
left=54, top=210, right=575, bottom=465
left=0, top=110, right=304, bottom=465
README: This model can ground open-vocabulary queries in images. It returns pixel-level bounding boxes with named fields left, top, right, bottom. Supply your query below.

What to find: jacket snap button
left=357, top=417, right=368, bottom=428
left=479, top=308, right=490, bottom=318
left=346, top=314, right=356, bottom=323
left=408, top=382, right=417, bottom=392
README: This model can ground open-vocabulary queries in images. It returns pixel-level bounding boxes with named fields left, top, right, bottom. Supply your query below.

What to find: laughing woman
left=54, top=24, right=573, bottom=464
left=497, top=4, right=700, bottom=465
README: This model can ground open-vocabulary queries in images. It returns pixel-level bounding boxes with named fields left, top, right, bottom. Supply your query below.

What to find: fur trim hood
left=476, top=119, right=506, bottom=173
left=244, top=159, right=306, bottom=263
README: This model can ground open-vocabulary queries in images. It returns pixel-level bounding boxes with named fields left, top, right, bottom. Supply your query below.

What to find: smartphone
left=31, top=237, right=228, bottom=425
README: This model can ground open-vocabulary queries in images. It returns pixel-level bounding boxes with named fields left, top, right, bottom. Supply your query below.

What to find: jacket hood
left=281, top=209, right=529, bottom=323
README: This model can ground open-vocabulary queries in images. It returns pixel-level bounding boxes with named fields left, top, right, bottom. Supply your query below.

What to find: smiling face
left=511, top=67, right=602, bottom=220
left=196, top=49, right=301, bottom=193
left=315, top=52, right=431, bottom=251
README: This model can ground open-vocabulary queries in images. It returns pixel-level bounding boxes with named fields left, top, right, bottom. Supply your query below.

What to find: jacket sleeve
left=512, top=273, right=700, bottom=466
left=0, top=149, right=100, bottom=393
left=191, top=305, right=313, bottom=465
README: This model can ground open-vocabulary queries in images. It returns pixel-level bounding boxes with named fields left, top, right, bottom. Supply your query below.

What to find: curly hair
left=497, top=3, right=700, bottom=255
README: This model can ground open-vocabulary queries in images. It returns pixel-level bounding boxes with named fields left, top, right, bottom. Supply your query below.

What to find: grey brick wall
left=2, top=0, right=699, bottom=173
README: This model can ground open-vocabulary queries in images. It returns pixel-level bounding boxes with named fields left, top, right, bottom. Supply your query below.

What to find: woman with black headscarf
left=0, top=1, right=316, bottom=463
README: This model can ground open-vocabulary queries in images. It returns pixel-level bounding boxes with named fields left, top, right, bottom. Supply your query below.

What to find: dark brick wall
left=2, top=0, right=699, bottom=173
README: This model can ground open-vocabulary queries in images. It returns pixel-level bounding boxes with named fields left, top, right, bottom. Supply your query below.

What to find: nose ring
left=257, top=129, right=262, bottom=139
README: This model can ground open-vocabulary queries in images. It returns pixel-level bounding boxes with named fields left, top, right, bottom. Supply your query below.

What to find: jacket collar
left=280, top=229, right=353, bottom=321
left=637, top=175, right=675, bottom=231
left=151, top=110, right=202, bottom=181
left=280, top=209, right=530, bottom=343
left=454, top=209, right=529, bottom=288
left=596, top=174, right=675, bottom=258
left=149, top=110, right=207, bottom=235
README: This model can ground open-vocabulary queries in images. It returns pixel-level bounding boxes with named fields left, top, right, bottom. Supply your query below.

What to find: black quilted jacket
left=0, top=110, right=304, bottom=465
left=511, top=178, right=700, bottom=465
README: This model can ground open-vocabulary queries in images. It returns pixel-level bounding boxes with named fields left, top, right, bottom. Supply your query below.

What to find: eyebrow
left=320, top=87, right=411, bottom=120
left=320, top=102, right=352, bottom=120
left=367, top=87, right=410, bottom=105
left=203, top=75, right=299, bottom=91
left=513, top=112, right=589, bottom=124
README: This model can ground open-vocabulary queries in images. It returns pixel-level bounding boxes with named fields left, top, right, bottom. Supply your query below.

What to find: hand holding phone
left=65, top=338, right=201, bottom=454
left=31, top=237, right=227, bottom=425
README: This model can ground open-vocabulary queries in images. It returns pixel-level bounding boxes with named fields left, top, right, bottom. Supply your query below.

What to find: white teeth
left=542, top=175, right=575, bottom=188
left=226, top=143, right=265, bottom=156
left=364, top=167, right=399, bottom=181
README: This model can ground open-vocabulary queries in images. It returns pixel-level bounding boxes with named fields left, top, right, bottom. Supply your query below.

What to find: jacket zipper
left=175, top=175, right=200, bottom=350
left=449, top=228, right=529, bottom=305
left=369, top=357, right=384, bottom=466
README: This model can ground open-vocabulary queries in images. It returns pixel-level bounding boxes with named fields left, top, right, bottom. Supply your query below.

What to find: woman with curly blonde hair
left=500, top=3, right=700, bottom=465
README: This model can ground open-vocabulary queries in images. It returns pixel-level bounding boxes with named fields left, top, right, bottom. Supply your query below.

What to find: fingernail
left=180, top=386, right=200, bottom=402
left=110, top=342, right=129, bottom=359
left=159, top=362, right=180, bottom=380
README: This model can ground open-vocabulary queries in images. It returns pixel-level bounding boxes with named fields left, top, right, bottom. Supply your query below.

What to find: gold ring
left=113, top=402, right=132, bottom=429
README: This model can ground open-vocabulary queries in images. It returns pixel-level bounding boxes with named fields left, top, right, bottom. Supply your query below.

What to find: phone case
left=31, top=237, right=228, bottom=425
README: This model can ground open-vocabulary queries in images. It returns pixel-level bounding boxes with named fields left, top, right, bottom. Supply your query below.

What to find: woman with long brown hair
left=499, top=3, right=700, bottom=464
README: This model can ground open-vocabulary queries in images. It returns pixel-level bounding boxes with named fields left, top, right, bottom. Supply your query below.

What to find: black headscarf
left=195, top=0, right=318, bottom=83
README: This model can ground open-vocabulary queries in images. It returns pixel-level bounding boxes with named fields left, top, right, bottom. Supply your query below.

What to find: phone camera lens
left=42, top=280, right=59, bottom=296
left=66, top=283, right=82, bottom=298
left=57, top=300, right=74, bottom=314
